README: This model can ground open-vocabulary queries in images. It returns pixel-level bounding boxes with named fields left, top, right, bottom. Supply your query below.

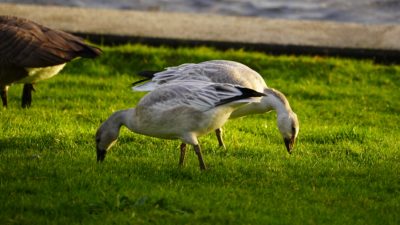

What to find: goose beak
left=97, top=147, right=107, bottom=162
left=284, top=137, right=294, bottom=154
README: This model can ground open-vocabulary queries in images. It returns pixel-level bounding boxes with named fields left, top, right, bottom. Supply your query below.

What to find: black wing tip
left=138, top=70, right=160, bottom=78
left=236, top=87, right=266, bottom=98
left=214, top=87, right=265, bottom=107
left=80, top=45, right=103, bottom=58
left=131, top=70, right=161, bottom=86
left=131, top=78, right=152, bottom=86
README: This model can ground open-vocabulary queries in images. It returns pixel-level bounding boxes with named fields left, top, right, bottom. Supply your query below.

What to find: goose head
left=277, top=111, right=299, bottom=154
left=95, top=111, right=125, bottom=162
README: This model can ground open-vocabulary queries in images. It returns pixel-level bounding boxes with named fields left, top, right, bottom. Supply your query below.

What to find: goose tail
left=131, top=70, right=161, bottom=92
left=132, top=81, right=157, bottom=92
left=77, top=44, right=102, bottom=58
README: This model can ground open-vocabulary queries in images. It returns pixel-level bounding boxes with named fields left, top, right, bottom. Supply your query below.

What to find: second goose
left=96, top=81, right=265, bottom=170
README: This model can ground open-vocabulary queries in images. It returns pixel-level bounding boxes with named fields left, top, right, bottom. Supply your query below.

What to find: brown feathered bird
left=0, top=15, right=102, bottom=108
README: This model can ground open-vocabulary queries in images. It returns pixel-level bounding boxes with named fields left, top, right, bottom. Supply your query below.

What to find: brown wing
left=0, top=16, right=102, bottom=68
left=0, top=66, right=28, bottom=86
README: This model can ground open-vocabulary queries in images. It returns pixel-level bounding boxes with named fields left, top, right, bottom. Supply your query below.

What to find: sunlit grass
left=0, top=44, right=399, bottom=225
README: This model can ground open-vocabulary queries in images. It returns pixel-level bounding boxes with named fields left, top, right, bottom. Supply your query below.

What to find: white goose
left=133, top=60, right=299, bottom=153
left=96, top=81, right=265, bottom=170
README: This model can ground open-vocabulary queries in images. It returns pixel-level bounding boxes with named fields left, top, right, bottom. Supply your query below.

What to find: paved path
left=1, top=3, right=399, bottom=63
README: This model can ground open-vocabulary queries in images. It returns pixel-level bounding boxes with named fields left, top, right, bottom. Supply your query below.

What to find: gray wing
left=133, top=60, right=267, bottom=92
left=137, top=81, right=257, bottom=112
left=157, top=63, right=217, bottom=83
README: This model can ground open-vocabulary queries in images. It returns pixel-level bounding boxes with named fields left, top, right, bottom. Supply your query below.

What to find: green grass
left=0, top=44, right=399, bottom=225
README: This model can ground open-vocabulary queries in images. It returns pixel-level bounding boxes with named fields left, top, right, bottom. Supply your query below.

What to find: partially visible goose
left=96, top=81, right=265, bottom=170
left=133, top=60, right=299, bottom=153
left=0, top=15, right=102, bottom=108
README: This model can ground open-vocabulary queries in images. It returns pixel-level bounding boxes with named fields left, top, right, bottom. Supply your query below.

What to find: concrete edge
left=1, top=3, right=400, bottom=64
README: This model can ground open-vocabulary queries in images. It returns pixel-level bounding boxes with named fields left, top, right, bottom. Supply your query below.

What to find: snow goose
left=96, top=81, right=265, bottom=170
left=0, top=16, right=102, bottom=108
left=133, top=60, right=299, bottom=153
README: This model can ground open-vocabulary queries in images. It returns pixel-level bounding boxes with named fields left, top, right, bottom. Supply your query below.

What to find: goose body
left=133, top=60, right=299, bottom=153
left=96, top=81, right=265, bottom=170
left=0, top=15, right=102, bottom=107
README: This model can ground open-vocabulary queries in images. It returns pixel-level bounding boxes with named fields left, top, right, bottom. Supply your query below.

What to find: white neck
left=96, top=109, right=137, bottom=153
left=229, top=88, right=292, bottom=118
left=119, top=108, right=137, bottom=132
left=104, top=108, right=137, bottom=133
left=264, top=89, right=292, bottom=116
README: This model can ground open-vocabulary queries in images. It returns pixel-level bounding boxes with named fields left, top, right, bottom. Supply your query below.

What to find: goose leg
left=215, top=128, right=226, bottom=149
left=193, top=144, right=207, bottom=170
left=179, top=143, right=186, bottom=166
left=1, top=86, right=8, bottom=107
left=22, top=84, right=35, bottom=108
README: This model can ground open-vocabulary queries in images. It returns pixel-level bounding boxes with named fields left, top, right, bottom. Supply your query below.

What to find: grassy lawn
left=0, top=44, right=399, bottom=225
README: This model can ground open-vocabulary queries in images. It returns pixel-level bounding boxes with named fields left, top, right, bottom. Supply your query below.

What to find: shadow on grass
left=0, top=133, right=93, bottom=153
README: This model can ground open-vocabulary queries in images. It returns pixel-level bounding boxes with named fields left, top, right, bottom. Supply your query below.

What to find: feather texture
left=132, top=60, right=299, bottom=153
left=0, top=16, right=101, bottom=68
left=132, top=60, right=267, bottom=92
left=96, top=82, right=265, bottom=169
left=0, top=15, right=102, bottom=107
